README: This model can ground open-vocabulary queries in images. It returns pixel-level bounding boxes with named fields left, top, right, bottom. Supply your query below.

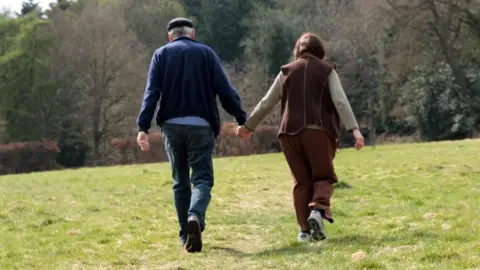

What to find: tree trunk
left=428, top=0, right=472, bottom=98
left=92, top=101, right=101, bottom=163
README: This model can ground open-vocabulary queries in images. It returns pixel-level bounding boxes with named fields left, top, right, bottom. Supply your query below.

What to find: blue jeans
left=161, top=123, right=215, bottom=240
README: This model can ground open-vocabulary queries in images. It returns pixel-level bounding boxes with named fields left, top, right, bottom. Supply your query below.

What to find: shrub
left=215, top=123, right=280, bottom=156
left=0, top=140, right=60, bottom=175
left=339, top=127, right=370, bottom=148
left=110, top=132, right=167, bottom=165
left=109, top=122, right=281, bottom=165
left=408, top=63, right=480, bottom=141
left=55, top=122, right=89, bottom=168
left=56, top=136, right=89, bottom=168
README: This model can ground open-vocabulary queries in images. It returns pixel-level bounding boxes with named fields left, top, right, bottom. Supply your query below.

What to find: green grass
left=1, top=140, right=480, bottom=269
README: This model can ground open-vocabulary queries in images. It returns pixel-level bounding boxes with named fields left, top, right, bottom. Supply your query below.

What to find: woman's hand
left=236, top=126, right=253, bottom=140
left=352, top=129, right=364, bottom=150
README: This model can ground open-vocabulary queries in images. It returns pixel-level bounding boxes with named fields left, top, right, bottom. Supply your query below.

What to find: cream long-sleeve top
left=244, top=69, right=359, bottom=131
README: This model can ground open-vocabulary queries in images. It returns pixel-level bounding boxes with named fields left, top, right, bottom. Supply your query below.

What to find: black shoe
left=186, top=215, right=202, bottom=253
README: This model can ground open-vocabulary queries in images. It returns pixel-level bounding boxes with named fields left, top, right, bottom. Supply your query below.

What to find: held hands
left=137, top=127, right=362, bottom=150
left=137, top=131, right=151, bottom=152
left=234, top=126, right=365, bottom=151
left=137, top=126, right=253, bottom=152
left=352, top=128, right=364, bottom=150
left=235, top=126, right=253, bottom=140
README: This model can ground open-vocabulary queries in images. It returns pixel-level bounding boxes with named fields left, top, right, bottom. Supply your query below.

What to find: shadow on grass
left=211, top=234, right=374, bottom=257
left=327, top=234, right=375, bottom=245
left=211, top=244, right=323, bottom=258
left=254, top=244, right=324, bottom=257
left=379, top=230, right=439, bottom=245
left=211, top=231, right=440, bottom=258
left=211, top=246, right=249, bottom=257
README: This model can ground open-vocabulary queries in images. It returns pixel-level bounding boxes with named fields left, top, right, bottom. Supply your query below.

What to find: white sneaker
left=308, top=210, right=327, bottom=241
left=297, top=232, right=312, bottom=242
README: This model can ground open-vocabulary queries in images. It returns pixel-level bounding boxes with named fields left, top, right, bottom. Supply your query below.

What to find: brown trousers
left=279, top=129, right=338, bottom=231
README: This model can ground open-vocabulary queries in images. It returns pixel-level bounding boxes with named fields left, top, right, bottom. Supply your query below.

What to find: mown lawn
left=1, top=140, right=479, bottom=269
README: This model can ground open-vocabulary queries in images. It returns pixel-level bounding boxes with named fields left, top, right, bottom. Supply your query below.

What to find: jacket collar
left=171, top=36, right=197, bottom=43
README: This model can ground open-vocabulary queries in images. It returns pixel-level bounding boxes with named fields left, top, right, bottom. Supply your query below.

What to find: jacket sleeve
left=137, top=50, right=162, bottom=133
left=244, top=72, right=282, bottom=131
left=211, top=51, right=247, bottom=125
left=328, top=69, right=359, bottom=131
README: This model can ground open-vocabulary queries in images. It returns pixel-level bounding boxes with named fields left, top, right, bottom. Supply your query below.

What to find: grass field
left=1, top=140, right=479, bottom=269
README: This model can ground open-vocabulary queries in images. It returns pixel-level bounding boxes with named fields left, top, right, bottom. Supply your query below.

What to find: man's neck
left=172, top=36, right=194, bottom=42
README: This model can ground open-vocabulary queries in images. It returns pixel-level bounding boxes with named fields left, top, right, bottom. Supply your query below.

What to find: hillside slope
left=1, top=140, right=479, bottom=269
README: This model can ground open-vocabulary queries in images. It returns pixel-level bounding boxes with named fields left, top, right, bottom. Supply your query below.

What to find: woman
left=236, top=33, right=364, bottom=242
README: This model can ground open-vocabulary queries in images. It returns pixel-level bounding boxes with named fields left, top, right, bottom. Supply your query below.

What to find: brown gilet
left=279, top=53, right=340, bottom=139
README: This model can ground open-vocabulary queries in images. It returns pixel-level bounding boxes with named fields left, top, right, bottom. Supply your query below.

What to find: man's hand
left=352, top=129, right=364, bottom=150
left=137, top=131, right=151, bottom=152
left=235, top=126, right=253, bottom=140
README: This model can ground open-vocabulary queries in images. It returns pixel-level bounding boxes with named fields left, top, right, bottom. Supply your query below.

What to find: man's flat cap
left=167, top=17, right=193, bottom=31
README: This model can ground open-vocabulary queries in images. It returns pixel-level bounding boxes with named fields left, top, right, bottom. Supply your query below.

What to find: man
left=136, top=18, right=247, bottom=253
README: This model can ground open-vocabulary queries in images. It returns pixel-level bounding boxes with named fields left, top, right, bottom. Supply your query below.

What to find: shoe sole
left=308, top=217, right=326, bottom=241
left=186, top=219, right=202, bottom=253
left=297, top=237, right=313, bottom=243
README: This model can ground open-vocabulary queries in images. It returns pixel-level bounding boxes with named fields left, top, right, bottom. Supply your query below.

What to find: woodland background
left=0, top=0, right=479, bottom=174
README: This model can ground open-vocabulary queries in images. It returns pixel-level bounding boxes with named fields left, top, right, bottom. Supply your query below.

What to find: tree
left=0, top=11, right=91, bottom=168
left=386, top=0, right=474, bottom=99
left=58, top=3, right=146, bottom=163
left=18, top=0, right=41, bottom=16
left=327, top=1, right=394, bottom=143
left=0, top=15, right=54, bottom=142
left=55, top=0, right=73, bottom=11
left=242, top=4, right=298, bottom=75
left=384, top=0, right=480, bottom=138
left=181, top=0, right=201, bottom=19
left=189, top=0, right=256, bottom=62
left=119, top=0, right=186, bottom=54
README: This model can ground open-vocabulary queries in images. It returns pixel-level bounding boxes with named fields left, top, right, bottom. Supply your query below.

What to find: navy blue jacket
left=137, top=37, right=247, bottom=138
